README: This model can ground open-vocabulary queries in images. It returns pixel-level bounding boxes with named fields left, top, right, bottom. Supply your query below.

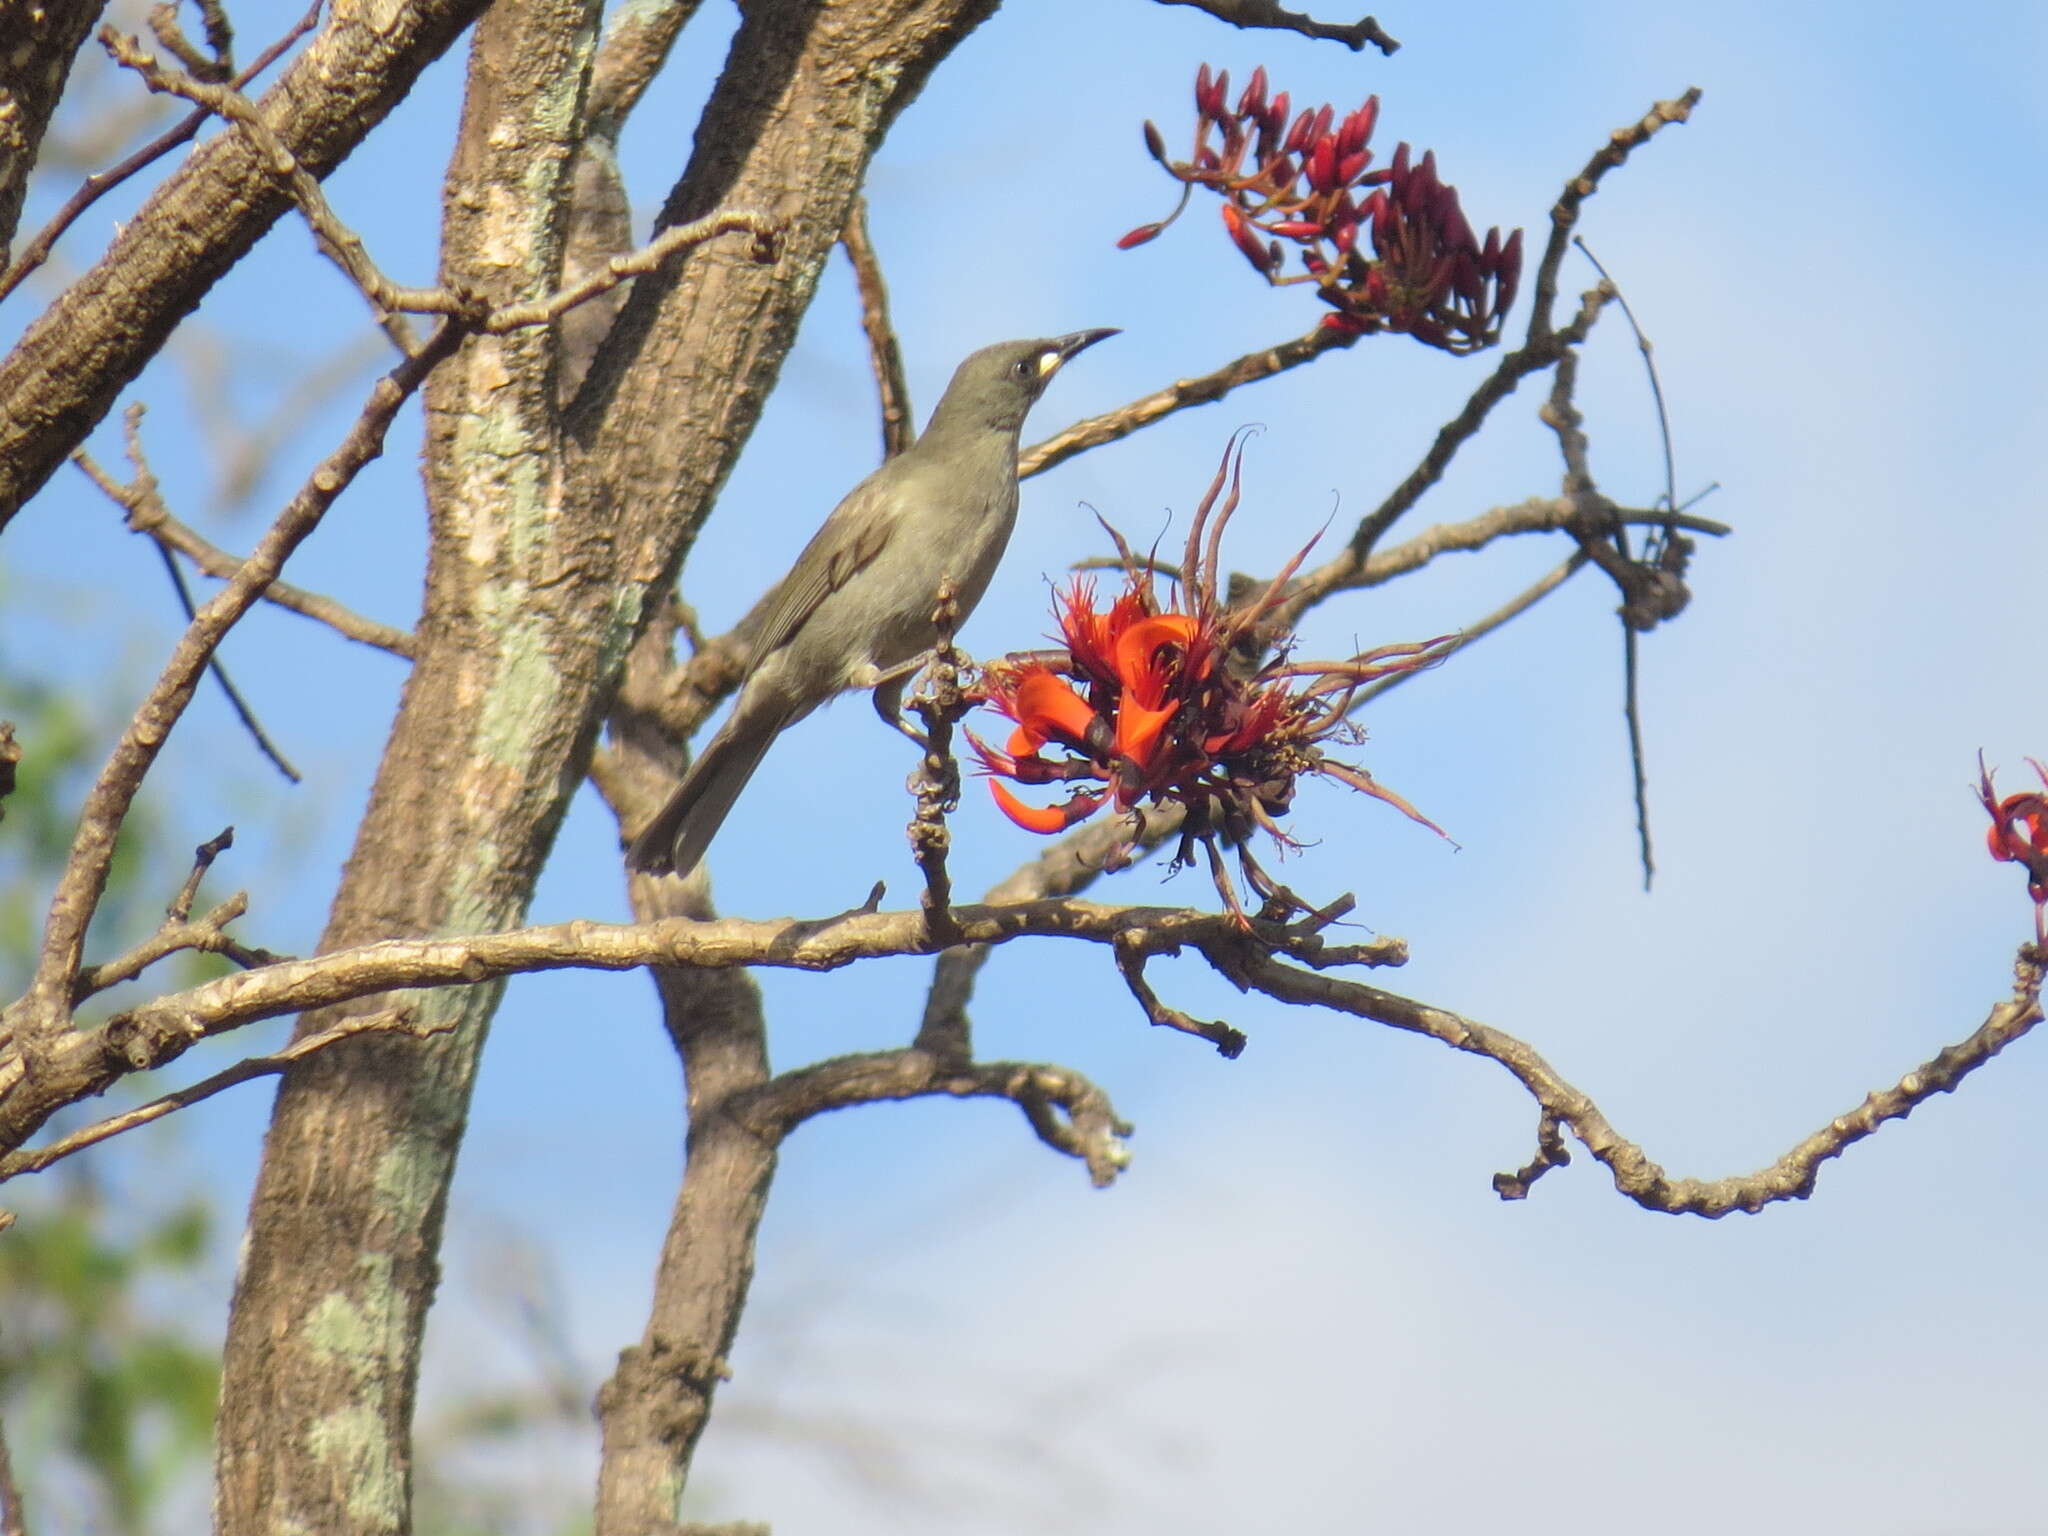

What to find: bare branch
left=1300, top=283, right=1614, bottom=594
left=0, top=1006, right=443, bottom=1180
left=1492, top=1114, right=1570, bottom=1200
left=1236, top=945, right=2045, bottom=1217
left=168, top=825, right=234, bottom=923
left=1528, top=89, right=1701, bottom=345
left=1151, top=0, right=1400, bottom=53
left=840, top=194, right=915, bottom=457
left=478, top=208, right=779, bottom=333
left=738, top=1050, right=1134, bottom=1187
left=1326, top=493, right=1725, bottom=598
left=907, top=583, right=967, bottom=942
left=1019, top=324, right=1352, bottom=481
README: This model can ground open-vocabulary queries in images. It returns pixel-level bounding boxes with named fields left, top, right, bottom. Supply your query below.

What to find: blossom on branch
left=1980, top=753, right=2048, bottom=945
left=967, top=433, right=1454, bottom=923
left=1119, top=65, right=1523, bottom=354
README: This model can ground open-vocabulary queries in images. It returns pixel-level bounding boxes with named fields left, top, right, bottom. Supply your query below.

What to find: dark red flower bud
left=1481, top=226, right=1500, bottom=267
left=1267, top=219, right=1323, bottom=238
left=1221, top=203, right=1275, bottom=273
left=1302, top=249, right=1329, bottom=275
left=1359, top=187, right=1392, bottom=245
left=1196, top=63, right=1213, bottom=116
left=1389, top=140, right=1411, bottom=193
left=1496, top=228, right=1524, bottom=314
left=1282, top=109, right=1315, bottom=156
left=1211, top=68, right=1231, bottom=118
left=1308, top=104, right=1334, bottom=146
left=1452, top=251, right=1483, bottom=305
left=1306, top=138, right=1337, bottom=192
left=1263, top=91, right=1290, bottom=139
left=1237, top=65, right=1268, bottom=119
left=1439, top=195, right=1475, bottom=253
left=1116, top=221, right=1165, bottom=250
left=1142, top=120, right=1170, bottom=165
left=1336, top=150, right=1370, bottom=186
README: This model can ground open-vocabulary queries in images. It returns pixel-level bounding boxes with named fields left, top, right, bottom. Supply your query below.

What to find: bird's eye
left=1012, top=357, right=1035, bottom=380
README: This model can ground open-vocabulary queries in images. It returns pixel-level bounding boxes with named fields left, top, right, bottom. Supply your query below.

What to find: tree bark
left=213, top=0, right=998, bottom=1530
left=0, top=0, right=111, bottom=262
left=211, top=0, right=601, bottom=1528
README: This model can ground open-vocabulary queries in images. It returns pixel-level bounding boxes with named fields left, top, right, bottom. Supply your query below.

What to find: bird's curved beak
left=1050, top=327, right=1120, bottom=365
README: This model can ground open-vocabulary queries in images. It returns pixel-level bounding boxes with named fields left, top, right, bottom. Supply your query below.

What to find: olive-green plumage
left=627, top=327, right=1117, bottom=878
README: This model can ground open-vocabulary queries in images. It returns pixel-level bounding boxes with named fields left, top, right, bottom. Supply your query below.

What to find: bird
left=627, top=327, right=1119, bottom=878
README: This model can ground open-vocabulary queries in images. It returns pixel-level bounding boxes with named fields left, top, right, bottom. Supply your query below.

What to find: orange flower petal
left=989, top=779, right=1106, bottom=834
left=1014, top=668, right=1101, bottom=752
left=1113, top=614, right=1202, bottom=707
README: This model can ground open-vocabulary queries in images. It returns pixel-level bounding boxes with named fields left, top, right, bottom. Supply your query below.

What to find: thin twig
left=1019, top=324, right=1353, bottom=481
left=1492, top=1114, right=1570, bottom=1200
left=1528, top=90, right=1701, bottom=346
left=737, top=1051, right=1134, bottom=1187
left=74, top=433, right=417, bottom=658
left=840, top=194, right=913, bottom=458
left=168, top=826, right=234, bottom=922
left=0, top=1007, right=445, bottom=1179
left=150, top=543, right=302, bottom=781
left=1151, top=0, right=1400, bottom=52
left=0, top=0, right=322, bottom=306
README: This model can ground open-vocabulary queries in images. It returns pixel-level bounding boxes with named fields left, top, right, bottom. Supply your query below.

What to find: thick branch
left=0, top=1007, right=442, bottom=1180
left=0, top=0, right=492, bottom=526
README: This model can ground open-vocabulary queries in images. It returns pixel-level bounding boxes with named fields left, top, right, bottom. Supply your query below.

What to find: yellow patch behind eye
left=1036, top=350, right=1062, bottom=376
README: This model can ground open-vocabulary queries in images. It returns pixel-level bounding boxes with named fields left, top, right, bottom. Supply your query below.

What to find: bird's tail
left=625, top=702, right=788, bottom=877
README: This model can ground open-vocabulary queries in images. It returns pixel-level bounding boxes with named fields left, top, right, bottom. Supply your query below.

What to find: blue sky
left=5, top=0, right=2047, bottom=1529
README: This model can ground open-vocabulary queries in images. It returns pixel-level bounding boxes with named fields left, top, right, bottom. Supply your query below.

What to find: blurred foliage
left=1, top=666, right=224, bottom=1533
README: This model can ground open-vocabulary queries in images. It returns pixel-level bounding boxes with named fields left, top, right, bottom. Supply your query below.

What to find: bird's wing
left=745, top=476, right=898, bottom=662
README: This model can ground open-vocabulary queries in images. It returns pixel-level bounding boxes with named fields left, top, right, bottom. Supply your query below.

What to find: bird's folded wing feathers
left=745, top=481, right=897, bottom=662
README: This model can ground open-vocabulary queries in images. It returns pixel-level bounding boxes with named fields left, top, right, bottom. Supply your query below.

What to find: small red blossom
left=1979, top=753, right=2048, bottom=945
left=1118, top=66, right=1521, bottom=355
left=969, top=433, right=1454, bottom=923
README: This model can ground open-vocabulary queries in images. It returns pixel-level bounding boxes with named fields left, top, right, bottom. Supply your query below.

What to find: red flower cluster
left=1980, top=754, right=2048, bottom=945
left=1119, top=65, right=1523, bottom=354
left=969, top=435, right=1452, bottom=922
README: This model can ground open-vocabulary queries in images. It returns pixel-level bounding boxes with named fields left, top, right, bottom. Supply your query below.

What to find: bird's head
left=925, top=328, right=1119, bottom=438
